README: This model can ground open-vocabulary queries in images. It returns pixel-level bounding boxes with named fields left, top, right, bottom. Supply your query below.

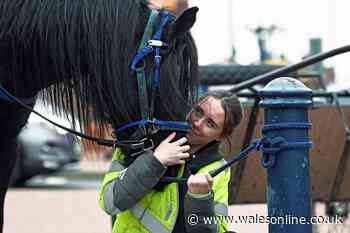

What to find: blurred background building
left=188, top=0, right=349, bottom=90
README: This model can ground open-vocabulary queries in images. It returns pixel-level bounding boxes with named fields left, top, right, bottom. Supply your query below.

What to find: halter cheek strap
left=131, top=10, right=159, bottom=121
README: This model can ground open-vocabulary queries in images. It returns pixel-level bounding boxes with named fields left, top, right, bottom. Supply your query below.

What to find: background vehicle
left=10, top=103, right=81, bottom=186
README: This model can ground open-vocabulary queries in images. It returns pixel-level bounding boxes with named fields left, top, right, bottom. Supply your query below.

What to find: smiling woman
left=187, top=91, right=243, bottom=149
left=99, top=90, right=244, bottom=233
left=187, top=97, right=226, bottom=147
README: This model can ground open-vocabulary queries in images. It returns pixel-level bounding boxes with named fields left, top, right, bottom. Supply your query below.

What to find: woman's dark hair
left=197, top=90, right=243, bottom=141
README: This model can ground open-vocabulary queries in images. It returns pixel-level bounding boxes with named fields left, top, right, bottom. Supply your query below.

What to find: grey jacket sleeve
left=184, top=191, right=219, bottom=233
left=110, top=150, right=167, bottom=212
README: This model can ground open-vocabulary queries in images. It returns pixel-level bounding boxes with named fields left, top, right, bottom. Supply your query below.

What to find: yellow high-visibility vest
left=99, top=149, right=230, bottom=233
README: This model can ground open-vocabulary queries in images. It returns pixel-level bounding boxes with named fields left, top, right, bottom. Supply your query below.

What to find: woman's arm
left=100, top=150, right=167, bottom=215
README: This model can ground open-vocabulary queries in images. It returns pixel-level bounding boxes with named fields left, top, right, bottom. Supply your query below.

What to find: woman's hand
left=153, top=132, right=190, bottom=166
left=187, top=173, right=213, bottom=194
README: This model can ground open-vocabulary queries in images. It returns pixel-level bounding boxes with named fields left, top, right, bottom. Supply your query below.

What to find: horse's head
left=0, top=0, right=199, bottom=151
left=100, top=2, right=200, bottom=144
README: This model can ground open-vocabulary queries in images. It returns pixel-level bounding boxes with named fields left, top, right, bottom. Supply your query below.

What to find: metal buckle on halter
left=148, top=40, right=167, bottom=47
left=112, top=138, right=147, bottom=151
left=128, top=138, right=155, bottom=158
left=139, top=121, right=158, bottom=137
left=147, top=119, right=160, bottom=134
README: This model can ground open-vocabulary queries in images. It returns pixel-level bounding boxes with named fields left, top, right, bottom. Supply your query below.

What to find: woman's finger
left=164, top=132, right=176, bottom=142
left=178, top=152, right=190, bottom=159
left=179, top=145, right=190, bottom=152
left=174, top=137, right=187, bottom=145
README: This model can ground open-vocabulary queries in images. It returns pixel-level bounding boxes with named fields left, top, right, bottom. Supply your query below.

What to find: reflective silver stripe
left=216, top=224, right=220, bottom=233
left=214, top=202, right=228, bottom=216
left=214, top=202, right=227, bottom=233
left=104, top=180, right=122, bottom=215
left=131, top=203, right=171, bottom=233
left=108, top=160, right=125, bottom=172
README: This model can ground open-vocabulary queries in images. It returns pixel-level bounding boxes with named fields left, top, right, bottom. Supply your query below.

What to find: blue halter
left=115, top=10, right=191, bottom=137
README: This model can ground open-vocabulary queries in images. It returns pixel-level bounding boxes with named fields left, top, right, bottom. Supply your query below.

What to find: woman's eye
left=207, top=121, right=215, bottom=128
left=194, top=107, right=203, bottom=117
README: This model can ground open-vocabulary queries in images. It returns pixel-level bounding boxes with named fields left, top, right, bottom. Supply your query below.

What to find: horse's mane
left=0, top=0, right=198, bottom=139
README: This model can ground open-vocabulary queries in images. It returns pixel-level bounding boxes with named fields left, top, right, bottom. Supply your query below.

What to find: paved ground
left=4, top=159, right=350, bottom=233
left=5, top=189, right=110, bottom=233
left=6, top=191, right=348, bottom=233
left=5, top=159, right=110, bottom=233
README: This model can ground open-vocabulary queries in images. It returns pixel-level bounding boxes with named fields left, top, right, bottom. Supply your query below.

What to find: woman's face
left=187, top=96, right=225, bottom=146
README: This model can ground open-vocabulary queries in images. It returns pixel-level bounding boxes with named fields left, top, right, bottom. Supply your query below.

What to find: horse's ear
left=172, top=7, right=198, bottom=37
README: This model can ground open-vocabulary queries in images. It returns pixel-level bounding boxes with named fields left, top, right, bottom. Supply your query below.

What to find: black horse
left=0, top=0, right=199, bottom=231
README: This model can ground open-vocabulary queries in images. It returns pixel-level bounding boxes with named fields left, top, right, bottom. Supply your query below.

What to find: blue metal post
left=259, top=77, right=313, bottom=233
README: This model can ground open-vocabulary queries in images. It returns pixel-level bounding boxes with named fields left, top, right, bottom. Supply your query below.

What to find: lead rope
left=161, top=123, right=313, bottom=183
